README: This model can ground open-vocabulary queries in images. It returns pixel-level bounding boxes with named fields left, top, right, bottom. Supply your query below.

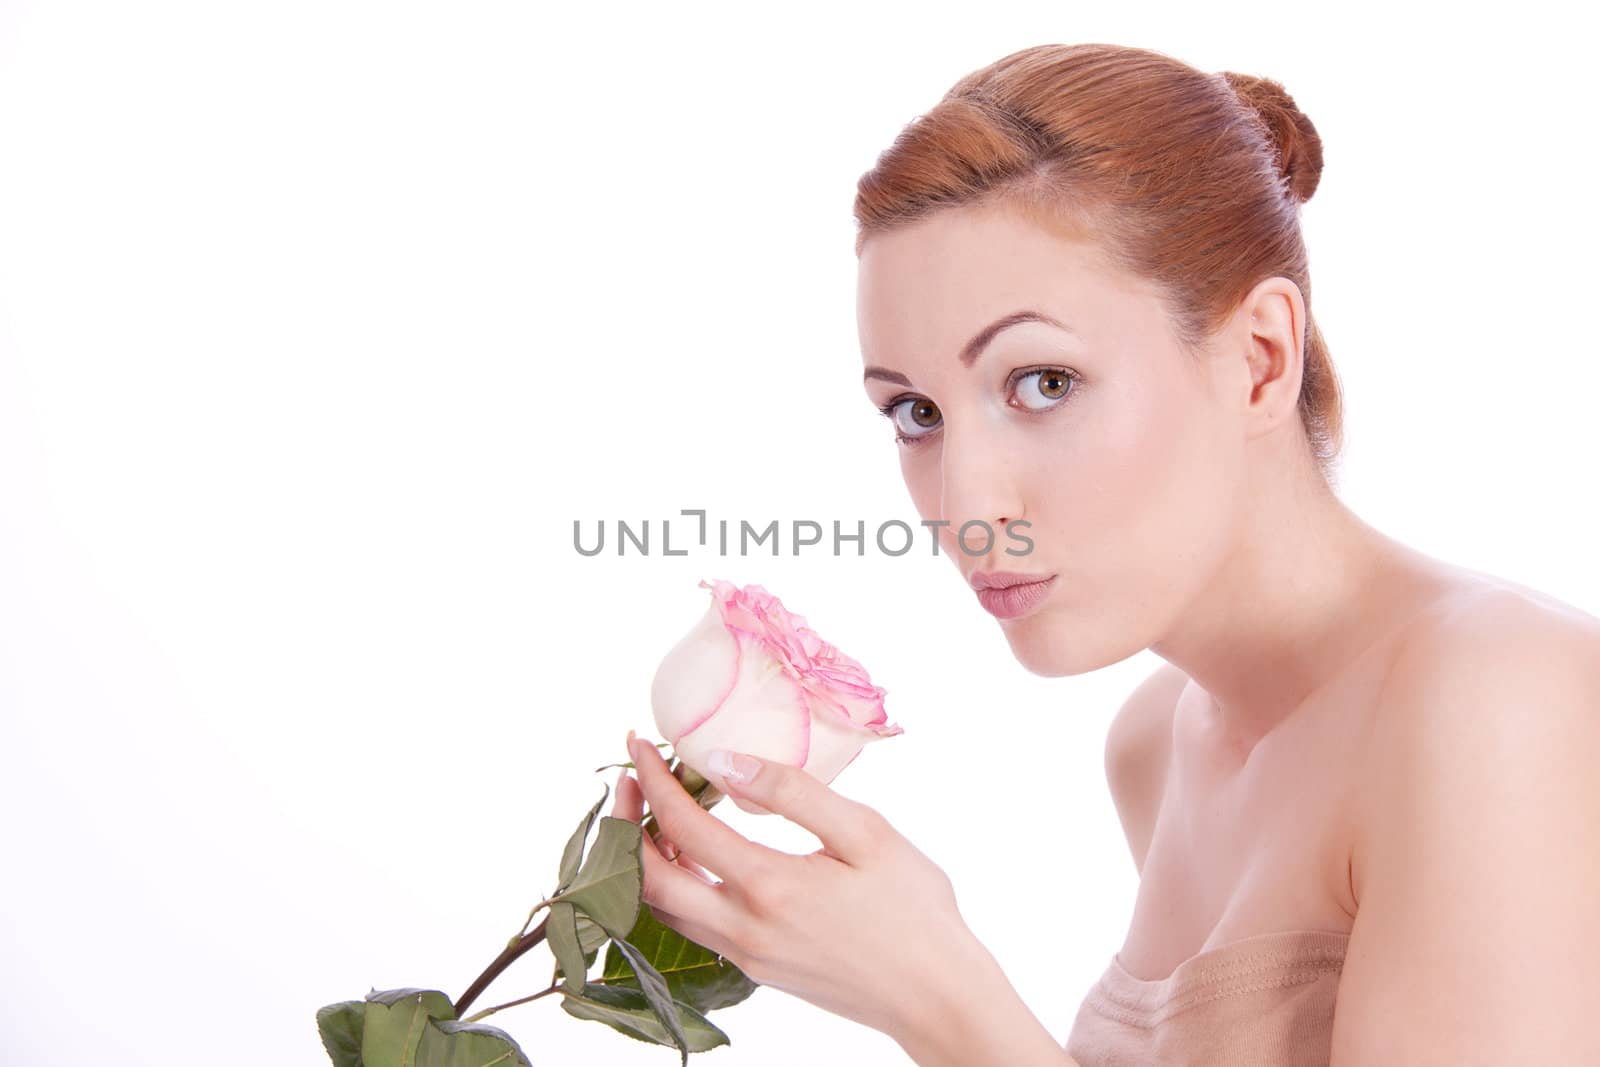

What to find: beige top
left=1065, top=928, right=1351, bottom=1067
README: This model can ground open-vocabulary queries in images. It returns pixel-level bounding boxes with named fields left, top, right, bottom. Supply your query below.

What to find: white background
left=2, top=2, right=1595, bottom=1064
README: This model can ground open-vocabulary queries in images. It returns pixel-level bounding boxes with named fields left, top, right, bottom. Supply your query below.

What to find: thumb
left=707, top=749, right=876, bottom=863
left=708, top=749, right=775, bottom=816
left=728, top=793, right=774, bottom=816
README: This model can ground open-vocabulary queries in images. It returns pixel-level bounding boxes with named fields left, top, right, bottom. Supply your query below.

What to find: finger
left=658, top=843, right=715, bottom=884
left=621, top=765, right=714, bottom=884
left=611, top=768, right=644, bottom=823
left=661, top=842, right=716, bottom=883
left=627, top=733, right=777, bottom=884
left=706, top=749, right=883, bottom=866
left=620, top=775, right=708, bottom=883
left=615, top=766, right=678, bottom=854
left=635, top=809, right=743, bottom=937
left=675, top=853, right=719, bottom=884
left=642, top=901, right=735, bottom=964
left=647, top=829, right=715, bottom=883
left=641, top=822, right=671, bottom=862
left=617, top=757, right=681, bottom=856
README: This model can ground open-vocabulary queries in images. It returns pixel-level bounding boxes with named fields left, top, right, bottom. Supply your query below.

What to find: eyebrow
left=861, top=310, right=1074, bottom=387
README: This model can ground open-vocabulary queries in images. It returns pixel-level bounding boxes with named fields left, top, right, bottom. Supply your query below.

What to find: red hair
left=854, top=43, right=1342, bottom=484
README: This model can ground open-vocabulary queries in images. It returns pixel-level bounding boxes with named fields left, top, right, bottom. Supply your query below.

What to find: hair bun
left=1219, top=71, right=1323, bottom=203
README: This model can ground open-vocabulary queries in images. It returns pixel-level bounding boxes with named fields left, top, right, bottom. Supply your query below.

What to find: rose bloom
left=649, top=579, right=903, bottom=815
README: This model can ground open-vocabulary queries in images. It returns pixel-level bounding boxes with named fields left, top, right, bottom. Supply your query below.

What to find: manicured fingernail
left=708, top=749, right=761, bottom=787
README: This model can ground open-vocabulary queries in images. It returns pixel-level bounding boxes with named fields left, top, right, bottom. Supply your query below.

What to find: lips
left=969, top=569, right=1055, bottom=591
left=974, top=575, right=1057, bottom=620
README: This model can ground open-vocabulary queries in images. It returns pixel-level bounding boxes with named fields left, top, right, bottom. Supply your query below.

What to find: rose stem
left=453, top=913, right=549, bottom=1017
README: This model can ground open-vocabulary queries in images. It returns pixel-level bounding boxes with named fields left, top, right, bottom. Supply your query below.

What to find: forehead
left=857, top=201, right=1153, bottom=365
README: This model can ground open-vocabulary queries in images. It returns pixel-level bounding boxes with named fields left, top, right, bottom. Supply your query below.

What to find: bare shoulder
left=1382, top=579, right=1600, bottom=693
left=1332, top=581, right=1600, bottom=1060
left=1103, top=660, right=1188, bottom=875
left=1352, top=580, right=1600, bottom=900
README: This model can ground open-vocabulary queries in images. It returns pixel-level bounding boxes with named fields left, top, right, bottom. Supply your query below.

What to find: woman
left=614, top=43, right=1600, bottom=1066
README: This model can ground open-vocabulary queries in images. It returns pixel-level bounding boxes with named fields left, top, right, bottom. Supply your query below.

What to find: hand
left=612, top=731, right=979, bottom=1043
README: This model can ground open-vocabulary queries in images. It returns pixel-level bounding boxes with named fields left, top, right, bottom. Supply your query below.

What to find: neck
left=1149, top=457, right=1428, bottom=765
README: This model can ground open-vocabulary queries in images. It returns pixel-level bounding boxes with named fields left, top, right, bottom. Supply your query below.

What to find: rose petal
left=675, top=633, right=811, bottom=773
left=677, top=578, right=904, bottom=775
left=650, top=601, right=742, bottom=745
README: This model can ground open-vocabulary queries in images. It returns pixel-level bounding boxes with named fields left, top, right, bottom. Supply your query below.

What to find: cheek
left=1094, top=373, right=1226, bottom=498
left=901, top=457, right=941, bottom=525
left=899, top=453, right=966, bottom=559
left=1052, top=381, right=1241, bottom=609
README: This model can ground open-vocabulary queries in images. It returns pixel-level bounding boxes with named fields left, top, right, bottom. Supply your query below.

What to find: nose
left=939, top=434, right=1024, bottom=561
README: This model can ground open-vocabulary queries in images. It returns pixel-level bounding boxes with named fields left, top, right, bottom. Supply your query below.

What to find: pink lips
left=970, top=571, right=1058, bottom=619
left=969, top=569, right=1054, bottom=591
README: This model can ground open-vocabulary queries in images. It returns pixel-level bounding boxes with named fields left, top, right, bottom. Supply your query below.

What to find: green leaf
left=365, top=988, right=457, bottom=1014
left=557, top=785, right=610, bottom=895
left=315, top=1000, right=366, bottom=1067
left=559, top=982, right=730, bottom=1054
left=611, top=935, right=692, bottom=1066
left=549, top=816, right=642, bottom=940
left=361, top=988, right=456, bottom=1066
left=601, top=905, right=758, bottom=1013
left=546, top=899, right=590, bottom=995
left=414, top=1017, right=532, bottom=1067
left=573, top=910, right=608, bottom=959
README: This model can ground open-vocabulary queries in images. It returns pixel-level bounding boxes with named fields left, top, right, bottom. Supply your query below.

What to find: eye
left=873, top=366, right=1080, bottom=448
left=878, top=396, right=942, bottom=444
left=1012, top=367, right=1078, bottom=411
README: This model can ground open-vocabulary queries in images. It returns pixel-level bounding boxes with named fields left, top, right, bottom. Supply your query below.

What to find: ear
left=1233, top=275, right=1307, bottom=439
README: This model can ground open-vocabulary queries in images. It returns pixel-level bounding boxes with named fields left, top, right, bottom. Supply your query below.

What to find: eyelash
left=875, top=367, right=1083, bottom=448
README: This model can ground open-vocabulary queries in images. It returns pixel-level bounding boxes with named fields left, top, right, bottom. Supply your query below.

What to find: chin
left=1001, top=611, right=1145, bottom=677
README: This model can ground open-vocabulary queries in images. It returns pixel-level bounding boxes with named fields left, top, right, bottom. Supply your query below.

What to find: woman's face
left=856, top=200, right=1252, bottom=676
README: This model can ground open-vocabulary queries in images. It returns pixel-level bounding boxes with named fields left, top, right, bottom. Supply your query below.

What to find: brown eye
left=889, top=397, right=942, bottom=439
left=1014, top=368, right=1077, bottom=411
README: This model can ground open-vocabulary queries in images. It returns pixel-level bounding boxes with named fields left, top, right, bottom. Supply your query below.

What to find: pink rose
left=649, top=578, right=903, bottom=815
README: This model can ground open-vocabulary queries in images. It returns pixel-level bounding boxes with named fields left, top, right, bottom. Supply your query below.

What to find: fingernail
left=708, top=749, right=761, bottom=787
